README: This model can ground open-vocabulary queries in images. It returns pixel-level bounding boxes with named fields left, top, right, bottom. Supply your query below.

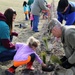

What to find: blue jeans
left=33, top=15, right=39, bottom=31
left=0, top=50, right=16, bottom=62
left=25, top=14, right=29, bottom=20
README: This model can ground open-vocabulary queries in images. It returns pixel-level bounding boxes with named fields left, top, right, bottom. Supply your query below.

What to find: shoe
left=32, top=30, right=39, bottom=32
left=34, top=30, right=39, bottom=32
left=26, top=62, right=34, bottom=70
left=5, top=68, right=15, bottom=75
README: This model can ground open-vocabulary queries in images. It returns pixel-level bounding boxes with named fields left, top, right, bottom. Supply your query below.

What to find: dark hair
left=23, top=1, right=27, bottom=6
left=57, top=0, right=69, bottom=12
left=4, top=8, right=17, bottom=30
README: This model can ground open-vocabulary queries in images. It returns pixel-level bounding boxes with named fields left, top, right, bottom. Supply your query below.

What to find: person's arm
left=23, top=6, right=26, bottom=13
left=35, top=53, right=43, bottom=64
left=11, top=32, right=18, bottom=37
left=38, top=0, right=48, bottom=10
left=44, top=0, right=48, bottom=5
left=57, top=12, right=63, bottom=23
left=67, top=31, right=75, bottom=64
left=35, top=53, right=46, bottom=67
left=1, top=39, right=15, bottom=49
left=38, top=0, right=50, bottom=17
left=0, top=23, right=15, bottom=49
left=15, top=43, right=25, bottom=50
left=66, top=12, right=75, bottom=25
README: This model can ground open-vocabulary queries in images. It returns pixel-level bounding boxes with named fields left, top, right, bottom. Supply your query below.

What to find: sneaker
left=34, top=30, right=39, bottom=32
left=32, top=30, right=39, bottom=32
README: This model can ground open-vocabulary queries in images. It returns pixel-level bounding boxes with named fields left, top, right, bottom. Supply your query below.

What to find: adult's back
left=0, top=21, right=10, bottom=53
left=57, top=0, right=75, bottom=25
left=28, top=0, right=34, bottom=6
left=0, top=11, right=16, bottom=62
left=31, top=0, right=48, bottom=15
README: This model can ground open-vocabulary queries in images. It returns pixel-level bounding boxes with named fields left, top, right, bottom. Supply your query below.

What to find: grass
left=0, top=0, right=52, bottom=22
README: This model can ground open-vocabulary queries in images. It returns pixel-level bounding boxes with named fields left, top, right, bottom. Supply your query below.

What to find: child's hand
left=42, top=10, right=46, bottom=13
left=46, top=4, right=51, bottom=8
left=11, top=32, right=18, bottom=37
left=42, top=63, right=47, bottom=67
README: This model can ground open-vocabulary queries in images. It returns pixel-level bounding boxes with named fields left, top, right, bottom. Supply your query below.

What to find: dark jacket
left=57, top=2, right=75, bottom=25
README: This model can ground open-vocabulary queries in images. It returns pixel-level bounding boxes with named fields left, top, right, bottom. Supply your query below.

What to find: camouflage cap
left=48, top=18, right=62, bottom=33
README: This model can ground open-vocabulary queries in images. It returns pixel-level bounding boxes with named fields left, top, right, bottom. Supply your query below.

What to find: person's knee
left=30, top=53, right=36, bottom=62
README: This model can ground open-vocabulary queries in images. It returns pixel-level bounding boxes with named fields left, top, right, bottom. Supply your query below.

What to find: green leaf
left=42, top=37, right=48, bottom=51
left=40, top=51, right=47, bottom=64
left=50, top=55, right=62, bottom=64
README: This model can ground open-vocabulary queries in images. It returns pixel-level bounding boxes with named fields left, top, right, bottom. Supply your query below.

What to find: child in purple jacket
left=5, top=36, right=46, bottom=75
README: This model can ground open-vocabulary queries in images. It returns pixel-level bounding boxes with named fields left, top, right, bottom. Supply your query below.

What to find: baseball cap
left=48, top=18, right=61, bottom=33
left=57, top=0, right=69, bottom=12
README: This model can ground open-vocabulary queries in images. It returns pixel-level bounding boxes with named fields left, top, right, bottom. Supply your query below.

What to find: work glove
left=60, top=56, right=67, bottom=62
left=60, top=59, right=74, bottom=69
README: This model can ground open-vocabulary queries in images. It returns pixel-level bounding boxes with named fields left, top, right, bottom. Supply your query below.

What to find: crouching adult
left=48, top=18, right=75, bottom=75
left=0, top=8, right=17, bottom=62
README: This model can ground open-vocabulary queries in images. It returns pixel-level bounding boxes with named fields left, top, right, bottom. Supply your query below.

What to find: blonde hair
left=27, top=36, right=40, bottom=48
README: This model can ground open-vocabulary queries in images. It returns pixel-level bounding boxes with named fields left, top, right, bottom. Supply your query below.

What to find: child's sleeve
left=15, top=43, right=24, bottom=50
left=35, top=53, right=43, bottom=64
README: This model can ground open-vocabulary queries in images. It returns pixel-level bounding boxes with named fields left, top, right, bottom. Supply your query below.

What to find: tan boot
left=26, top=62, right=34, bottom=70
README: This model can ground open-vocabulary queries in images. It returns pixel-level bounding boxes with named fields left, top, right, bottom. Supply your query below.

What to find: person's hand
left=11, top=32, right=18, bottom=37
left=42, top=63, right=55, bottom=72
left=42, top=10, right=46, bottom=13
left=60, top=59, right=74, bottom=69
left=41, top=63, right=47, bottom=67
left=46, top=4, right=51, bottom=8
left=60, top=56, right=67, bottom=62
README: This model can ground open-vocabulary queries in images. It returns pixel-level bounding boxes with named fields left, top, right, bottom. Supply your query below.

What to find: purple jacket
left=14, top=43, right=43, bottom=64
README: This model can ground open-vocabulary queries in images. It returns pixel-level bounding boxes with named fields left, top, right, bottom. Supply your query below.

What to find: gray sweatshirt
left=61, top=26, right=75, bottom=64
left=31, top=0, right=48, bottom=15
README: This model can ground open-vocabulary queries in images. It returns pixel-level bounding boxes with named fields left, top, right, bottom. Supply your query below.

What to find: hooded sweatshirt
left=0, top=12, right=15, bottom=53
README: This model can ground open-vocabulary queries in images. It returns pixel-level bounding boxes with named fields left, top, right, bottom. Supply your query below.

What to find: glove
left=11, top=32, right=18, bottom=37
left=60, top=59, right=74, bottom=69
left=60, top=56, right=67, bottom=62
